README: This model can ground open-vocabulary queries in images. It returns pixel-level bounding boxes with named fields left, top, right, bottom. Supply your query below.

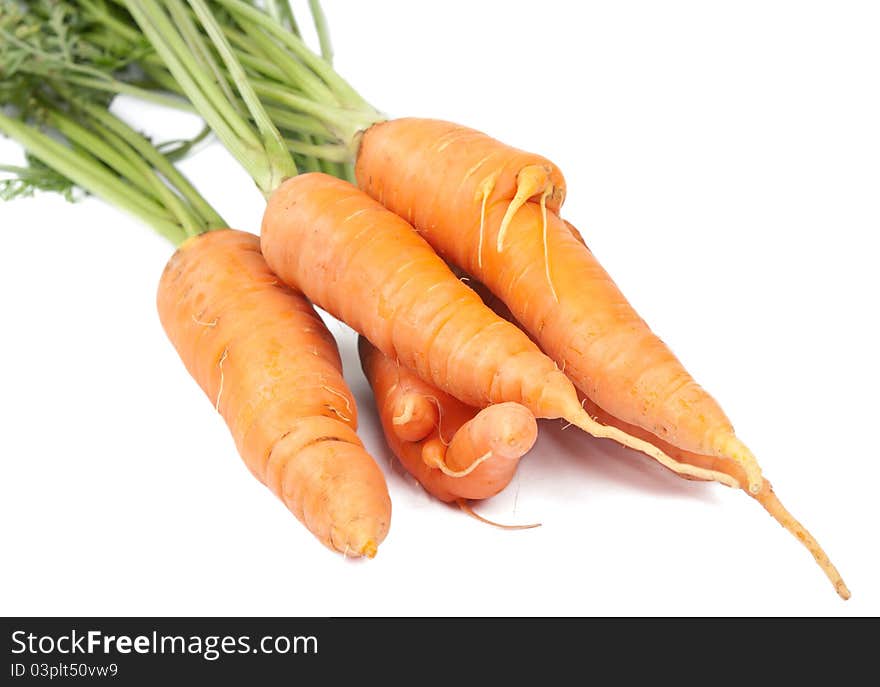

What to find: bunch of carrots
left=0, top=0, right=848, bottom=598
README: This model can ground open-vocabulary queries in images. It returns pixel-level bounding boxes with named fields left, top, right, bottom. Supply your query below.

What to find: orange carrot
left=356, top=119, right=763, bottom=487
left=357, top=119, right=565, bottom=267
left=158, top=229, right=391, bottom=557
left=0, top=89, right=391, bottom=559
left=358, top=336, right=536, bottom=502
left=261, top=174, right=734, bottom=487
left=471, top=262, right=851, bottom=598
left=261, top=173, right=573, bottom=416
left=118, top=5, right=847, bottom=597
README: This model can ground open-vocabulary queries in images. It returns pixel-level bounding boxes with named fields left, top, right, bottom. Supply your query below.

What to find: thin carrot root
left=755, top=483, right=850, bottom=599
left=569, top=409, right=741, bottom=488
left=214, top=347, right=228, bottom=412
left=475, top=173, right=498, bottom=270
left=422, top=443, right=496, bottom=478
left=539, top=187, right=558, bottom=303
left=715, top=434, right=764, bottom=495
left=392, top=395, right=416, bottom=425
left=389, top=389, right=438, bottom=443
left=456, top=499, right=541, bottom=530
left=496, top=164, right=553, bottom=252
left=321, top=384, right=353, bottom=422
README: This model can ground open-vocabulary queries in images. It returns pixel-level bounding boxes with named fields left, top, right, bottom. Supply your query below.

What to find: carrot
left=472, top=267, right=851, bottom=598
left=0, top=71, right=391, bottom=557
left=111, top=0, right=848, bottom=597
left=158, top=230, right=391, bottom=556
left=355, top=120, right=760, bottom=482
left=358, top=336, right=536, bottom=503
left=578, top=393, right=848, bottom=597
left=259, top=172, right=725, bottom=487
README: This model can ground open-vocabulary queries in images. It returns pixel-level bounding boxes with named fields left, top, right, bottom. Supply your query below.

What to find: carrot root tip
left=755, top=483, right=849, bottom=599
left=456, top=499, right=541, bottom=530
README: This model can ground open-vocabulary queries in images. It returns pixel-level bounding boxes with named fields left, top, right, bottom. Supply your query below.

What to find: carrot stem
left=212, top=0, right=369, bottom=111
left=190, top=0, right=297, bottom=185
left=308, top=0, right=334, bottom=64
left=263, top=0, right=300, bottom=36
left=0, top=113, right=184, bottom=241
left=78, top=102, right=224, bottom=229
left=233, top=11, right=336, bottom=105
left=123, top=0, right=285, bottom=196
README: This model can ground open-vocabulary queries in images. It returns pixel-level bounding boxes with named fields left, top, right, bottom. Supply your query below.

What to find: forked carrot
left=358, top=337, right=536, bottom=503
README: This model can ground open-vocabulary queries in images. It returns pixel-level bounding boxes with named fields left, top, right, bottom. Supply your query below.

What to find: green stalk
left=265, top=107, right=335, bottom=139
left=164, top=0, right=244, bottom=115
left=134, top=43, right=335, bottom=139
left=264, top=0, right=299, bottom=36
left=233, top=13, right=335, bottom=105
left=63, top=75, right=193, bottom=111
left=212, top=0, right=375, bottom=112
left=61, top=105, right=206, bottom=237
left=308, top=0, right=333, bottom=64
left=79, top=0, right=145, bottom=44
left=123, top=0, right=273, bottom=190
left=79, top=0, right=380, bottom=151
left=221, top=25, right=289, bottom=83
left=0, top=112, right=187, bottom=245
left=74, top=0, right=376, bottom=184
left=45, top=110, right=156, bottom=196
left=252, top=80, right=374, bottom=145
left=80, top=101, right=224, bottom=229
left=284, top=138, right=350, bottom=163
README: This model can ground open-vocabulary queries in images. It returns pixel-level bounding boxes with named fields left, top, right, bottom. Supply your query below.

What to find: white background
left=1, top=1, right=877, bottom=616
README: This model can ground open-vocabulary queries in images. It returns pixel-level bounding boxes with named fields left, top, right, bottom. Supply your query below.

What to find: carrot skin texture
left=444, top=402, right=536, bottom=472
left=260, top=173, right=581, bottom=421
left=356, top=118, right=565, bottom=228
left=356, top=125, right=752, bottom=476
left=356, top=119, right=848, bottom=597
left=262, top=175, right=737, bottom=487
left=358, top=337, right=536, bottom=502
left=156, top=229, right=391, bottom=556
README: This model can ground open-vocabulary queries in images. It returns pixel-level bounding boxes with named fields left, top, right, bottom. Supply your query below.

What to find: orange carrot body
left=475, top=269, right=849, bottom=598
left=358, top=337, right=536, bottom=502
left=356, top=118, right=565, bottom=232
left=260, top=173, right=581, bottom=421
left=261, top=173, right=738, bottom=487
left=157, top=229, right=390, bottom=556
left=355, top=118, right=759, bottom=490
